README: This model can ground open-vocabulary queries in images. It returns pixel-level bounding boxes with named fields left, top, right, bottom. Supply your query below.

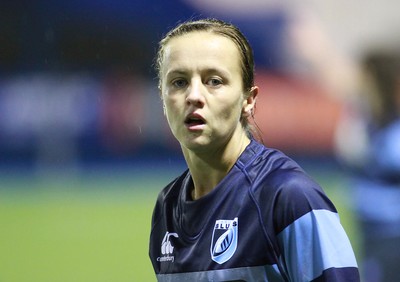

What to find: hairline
left=157, top=26, right=253, bottom=92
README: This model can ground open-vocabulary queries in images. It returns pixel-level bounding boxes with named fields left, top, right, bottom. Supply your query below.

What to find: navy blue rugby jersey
left=149, top=140, right=359, bottom=281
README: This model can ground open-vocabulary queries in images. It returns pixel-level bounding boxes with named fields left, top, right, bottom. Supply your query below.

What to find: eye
left=171, top=78, right=188, bottom=88
left=206, top=78, right=223, bottom=87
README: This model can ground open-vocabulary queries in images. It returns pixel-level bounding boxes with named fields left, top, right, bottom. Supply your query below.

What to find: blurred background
left=1, top=0, right=400, bottom=281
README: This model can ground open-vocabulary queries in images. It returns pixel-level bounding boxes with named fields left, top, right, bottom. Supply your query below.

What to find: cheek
left=216, top=97, right=244, bottom=121
left=162, top=95, right=176, bottom=111
left=163, top=102, right=174, bottom=122
left=163, top=97, right=181, bottom=123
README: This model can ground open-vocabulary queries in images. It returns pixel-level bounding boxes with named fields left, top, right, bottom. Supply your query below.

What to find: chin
left=180, top=135, right=213, bottom=152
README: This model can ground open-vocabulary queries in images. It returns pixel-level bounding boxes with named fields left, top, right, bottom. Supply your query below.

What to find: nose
left=186, top=79, right=205, bottom=107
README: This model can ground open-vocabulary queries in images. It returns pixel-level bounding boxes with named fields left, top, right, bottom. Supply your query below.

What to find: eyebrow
left=165, top=69, right=188, bottom=78
left=165, top=67, right=230, bottom=79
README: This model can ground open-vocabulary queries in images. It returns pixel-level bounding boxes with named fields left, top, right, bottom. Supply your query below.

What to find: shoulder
left=240, top=141, right=303, bottom=183
left=271, top=169, right=337, bottom=233
left=247, top=142, right=330, bottom=202
left=245, top=142, right=313, bottom=194
left=246, top=143, right=336, bottom=232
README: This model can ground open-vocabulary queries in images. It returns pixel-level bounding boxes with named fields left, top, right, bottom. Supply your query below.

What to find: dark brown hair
left=363, top=51, right=400, bottom=128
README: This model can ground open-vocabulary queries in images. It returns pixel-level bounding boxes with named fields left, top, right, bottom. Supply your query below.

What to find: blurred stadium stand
left=1, top=0, right=397, bottom=169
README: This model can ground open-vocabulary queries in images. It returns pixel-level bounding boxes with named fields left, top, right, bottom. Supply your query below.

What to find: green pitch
left=0, top=166, right=361, bottom=282
left=0, top=170, right=165, bottom=282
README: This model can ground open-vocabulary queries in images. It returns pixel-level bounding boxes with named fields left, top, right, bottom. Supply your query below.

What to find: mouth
left=184, top=113, right=206, bottom=128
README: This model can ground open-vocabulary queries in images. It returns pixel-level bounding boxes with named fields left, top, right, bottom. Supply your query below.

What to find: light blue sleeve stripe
left=277, top=209, right=358, bottom=281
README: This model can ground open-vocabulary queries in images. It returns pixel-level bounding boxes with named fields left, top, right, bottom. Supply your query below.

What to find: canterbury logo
left=210, top=217, right=238, bottom=264
left=161, top=232, right=178, bottom=255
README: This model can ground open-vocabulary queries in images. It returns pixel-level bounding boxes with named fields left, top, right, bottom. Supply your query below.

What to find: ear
left=242, top=86, right=258, bottom=117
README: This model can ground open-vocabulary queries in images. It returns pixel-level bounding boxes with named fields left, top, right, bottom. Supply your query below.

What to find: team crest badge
left=210, top=217, right=238, bottom=264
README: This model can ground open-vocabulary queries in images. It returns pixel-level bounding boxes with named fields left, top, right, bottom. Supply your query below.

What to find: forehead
left=161, top=31, right=242, bottom=73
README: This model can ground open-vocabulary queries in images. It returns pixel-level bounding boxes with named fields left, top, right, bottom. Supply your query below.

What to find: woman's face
left=160, top=31, right=252, bottom=152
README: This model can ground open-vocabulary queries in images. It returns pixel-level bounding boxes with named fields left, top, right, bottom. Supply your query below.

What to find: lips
left=184, top=113, right=206, bottom=127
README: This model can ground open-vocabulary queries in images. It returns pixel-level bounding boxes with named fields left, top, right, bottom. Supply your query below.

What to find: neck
left=182, top=133, right=251, bottom=200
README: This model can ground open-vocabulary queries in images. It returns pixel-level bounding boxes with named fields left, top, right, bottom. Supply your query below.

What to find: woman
left=335, top=50, right=400, bottom=282
left=149, top=18, right=359, bottom=281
